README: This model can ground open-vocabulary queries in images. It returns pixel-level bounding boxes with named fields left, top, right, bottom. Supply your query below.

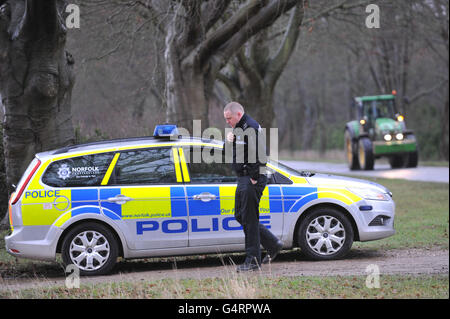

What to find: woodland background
left=0, top=0, right=448, bottom=220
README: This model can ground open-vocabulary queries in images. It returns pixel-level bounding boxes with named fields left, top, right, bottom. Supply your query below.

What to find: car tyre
left=298, top=207, right=354, bottom=261
left=61, top=222, right=118, bottom=276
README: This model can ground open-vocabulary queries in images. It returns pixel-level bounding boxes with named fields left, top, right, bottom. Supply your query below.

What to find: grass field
left=353, top=177, right=449, bottom=250
left=0, top=177, right=448, bottom=299
left=1, top=274, right=448, bottom=299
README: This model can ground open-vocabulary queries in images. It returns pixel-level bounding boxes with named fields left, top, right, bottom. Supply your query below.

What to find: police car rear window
left=183, top=147, right=236, bottom=183
left=109, top=148, right=177, bottom=185
left=42, top=153, right=114, bottom=187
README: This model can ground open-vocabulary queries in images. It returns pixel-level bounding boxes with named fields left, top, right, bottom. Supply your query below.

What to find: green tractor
left=345, top=92, right=418, bottom=170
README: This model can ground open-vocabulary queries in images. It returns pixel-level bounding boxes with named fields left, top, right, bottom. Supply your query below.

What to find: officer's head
left=224, top=102, right=244, bottom=128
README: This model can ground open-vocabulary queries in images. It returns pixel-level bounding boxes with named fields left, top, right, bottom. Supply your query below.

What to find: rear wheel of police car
left=62, top=222, right=119, bottom=276
left=298, top=207, right=354, bottom=261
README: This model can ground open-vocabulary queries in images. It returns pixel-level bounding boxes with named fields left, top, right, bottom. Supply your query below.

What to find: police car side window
left=184, top=147, right=237, bottom=184
left=263, top=167, right=290, bottom=184
left=272, top=171, right=293, bottom=184
left=42, top=153, right=114, bottom=187
left=111, top=148, right=177, bottom=185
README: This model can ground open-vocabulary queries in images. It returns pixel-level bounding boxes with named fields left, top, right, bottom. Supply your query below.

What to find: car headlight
left=384, top=134, right=392, bottom=141
left=348, top=187, right=390, bottom=201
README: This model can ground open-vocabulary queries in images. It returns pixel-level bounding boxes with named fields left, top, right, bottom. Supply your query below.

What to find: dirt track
left=1, top=247, right=448, bottom=292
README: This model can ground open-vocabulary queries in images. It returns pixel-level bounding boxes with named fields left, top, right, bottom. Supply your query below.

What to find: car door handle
left=106, top=194, right=132, bottom=205
left=193, top=192, right=216, bottom=202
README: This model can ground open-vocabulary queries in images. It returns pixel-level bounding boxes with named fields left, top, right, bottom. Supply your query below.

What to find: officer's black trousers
left=235, top=175, right=279, bottom=265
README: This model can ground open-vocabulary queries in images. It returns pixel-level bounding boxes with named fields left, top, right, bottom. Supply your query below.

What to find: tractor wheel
left=405, top=135, right=419, bottom=168
left=345, top=130, right=360, bottom=170
left=358, top=137, right=374, bottom=170
left=389, top=155, right=406, bottom=168
left=405, top=150, right=419, bottom=168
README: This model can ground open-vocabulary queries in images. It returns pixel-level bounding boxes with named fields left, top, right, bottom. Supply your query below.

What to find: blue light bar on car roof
left=153, top=124, right=179, bottom=138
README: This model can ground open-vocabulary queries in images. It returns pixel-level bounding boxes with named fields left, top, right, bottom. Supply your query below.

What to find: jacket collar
left=235, top=113, right=247, bottom=129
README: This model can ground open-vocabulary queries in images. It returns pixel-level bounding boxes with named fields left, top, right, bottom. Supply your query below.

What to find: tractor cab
left=361, top=98, right=396, bottom=123
left=355, top=94, right=404, bottom=140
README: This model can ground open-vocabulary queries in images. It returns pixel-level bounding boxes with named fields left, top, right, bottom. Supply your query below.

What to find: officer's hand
left=250, top=178, right=257, bottom=184
left=226, top=132, right=235, bottom=143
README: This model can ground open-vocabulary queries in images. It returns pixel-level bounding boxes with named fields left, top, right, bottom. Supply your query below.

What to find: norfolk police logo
left=57, top=164, right=71, bottom=180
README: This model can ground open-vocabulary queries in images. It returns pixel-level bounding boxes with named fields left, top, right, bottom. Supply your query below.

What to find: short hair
left=224, top=102, right=245, bottom=114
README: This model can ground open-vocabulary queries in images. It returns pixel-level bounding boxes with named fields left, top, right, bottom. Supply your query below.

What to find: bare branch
left=216, top=68, right=241, bottom=98
left=409, top=79, right=448, bottom=104
left=196, top=0, right=263, bottom=66
left=304, top=0, right=372, bottom=25
left=237, top=46, right=263, bottom=84
left=177, top=0, right=203, bottom=50
left=200, top=0, right=232, bottom=33
left=266, top=1, right=304, bottom=86
left=211, top=0, right=299, bottom=72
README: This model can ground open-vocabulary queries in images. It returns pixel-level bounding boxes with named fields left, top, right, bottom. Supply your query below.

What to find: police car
left=5, top=125, right=395, bottom=275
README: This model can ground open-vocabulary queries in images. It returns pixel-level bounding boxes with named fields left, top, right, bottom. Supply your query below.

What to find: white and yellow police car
left=5, top=125, right=395, bottom=275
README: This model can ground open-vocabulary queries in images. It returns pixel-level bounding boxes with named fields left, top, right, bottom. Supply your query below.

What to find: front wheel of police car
left=61, top=222, right=119, bottom=276
left=298, top=207, right=354, bottom=261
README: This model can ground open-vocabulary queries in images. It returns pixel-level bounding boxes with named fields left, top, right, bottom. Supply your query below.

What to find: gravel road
left=1, top=247, right=448, bottom=292
left=282, top=161, right=449, bottom=183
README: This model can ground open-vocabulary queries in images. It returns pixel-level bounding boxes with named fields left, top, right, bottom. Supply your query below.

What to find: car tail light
left=10, top=159, right=41, bottom=205
left=8, top=196, right=14, bottom=230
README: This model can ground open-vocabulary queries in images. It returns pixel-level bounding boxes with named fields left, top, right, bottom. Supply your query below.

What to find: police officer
left=224, top=102, right=283, bottom=272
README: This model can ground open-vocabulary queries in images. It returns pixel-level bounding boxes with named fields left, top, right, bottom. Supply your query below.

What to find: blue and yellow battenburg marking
left=19, top=142, right=362, bottom=227
left=20, top=185, right=362, bottom=227
left=185, top=186, right=283, bottom=216
left=101, top=186, right=186, bottom=220
left=281, top=186, right=362, bottom=213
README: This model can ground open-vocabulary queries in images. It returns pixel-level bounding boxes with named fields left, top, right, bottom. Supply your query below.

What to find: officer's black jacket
left=228, top=113, right=267, bottom=180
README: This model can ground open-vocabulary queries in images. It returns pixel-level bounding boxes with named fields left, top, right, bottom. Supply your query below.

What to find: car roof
left=36, top=136, right=224, bottom=160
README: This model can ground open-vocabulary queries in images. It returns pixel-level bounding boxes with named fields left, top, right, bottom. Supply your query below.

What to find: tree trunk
left=0, top=113, right=7, bottom=222
left=163, top=4, right=214, bottom=133
left=165, top=63, right=210, bottom=133
left=0, top=0, right=75, bottom=201
left=440, top=90, right=449, bottom=160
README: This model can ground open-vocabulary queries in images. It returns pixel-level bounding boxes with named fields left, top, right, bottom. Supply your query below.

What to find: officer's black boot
left=262, top=240, right=283, bottom=264
left=236, top=257, right=260, bottom=272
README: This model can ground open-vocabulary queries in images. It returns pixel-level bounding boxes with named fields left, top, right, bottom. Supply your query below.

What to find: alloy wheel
left=305, top=215, right=346, bottom=255
left=69, top=231, right=110, bottom=272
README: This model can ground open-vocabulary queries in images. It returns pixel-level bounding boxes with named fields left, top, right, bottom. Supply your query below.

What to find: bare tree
left=417, top=0, right=449, bottom=159
left=0, top=0, right=75, bottom=203
left=216, top=0, right=372, bottom=131
left=149, top=0, right=299, bottom=131
left=217, top=2, right=305, bottom=129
